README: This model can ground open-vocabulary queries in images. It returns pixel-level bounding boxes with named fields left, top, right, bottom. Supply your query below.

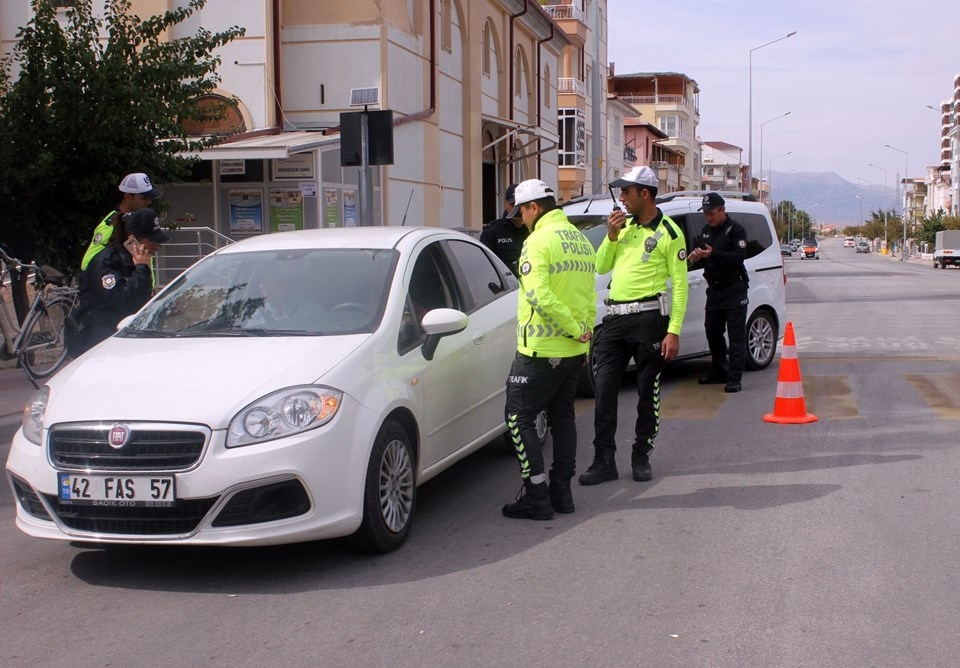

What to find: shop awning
left=481, top=115, right=559, bottom=163
left=186, top=131, right=340, bottom=160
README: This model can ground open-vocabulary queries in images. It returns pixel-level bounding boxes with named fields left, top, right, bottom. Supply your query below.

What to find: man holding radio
left=579, top=165, right=688, bottom=486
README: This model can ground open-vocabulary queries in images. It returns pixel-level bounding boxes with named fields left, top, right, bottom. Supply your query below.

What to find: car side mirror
left=420, top=308, right=468, bottom=361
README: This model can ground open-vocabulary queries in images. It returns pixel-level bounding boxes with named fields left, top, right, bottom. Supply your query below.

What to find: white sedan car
left=6, top=227, right=519, bottom=553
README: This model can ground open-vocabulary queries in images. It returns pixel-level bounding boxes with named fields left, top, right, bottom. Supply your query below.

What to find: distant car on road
left=780, top=244, right=794, bottom=256
left=855, top=240, right=870, bottom=253
left=844, top=236, right=856, bottom=248
left=801, top=237, right=820, bottom=259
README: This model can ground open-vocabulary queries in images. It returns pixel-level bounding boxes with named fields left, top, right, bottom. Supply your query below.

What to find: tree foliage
left=0, top=0, right=244, bottom=274
left=771, top=200, right=813, bottom=241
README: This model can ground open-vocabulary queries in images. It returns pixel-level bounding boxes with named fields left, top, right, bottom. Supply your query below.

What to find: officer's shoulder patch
left=678, top=248, right=687, bottom=261
left=93, top=232, right=102, bottom=244
left=738, top=239, right=747, bottom=248
left=102, top=273, right=117, bottom=290
left=520, top=261, right=532, bottom=276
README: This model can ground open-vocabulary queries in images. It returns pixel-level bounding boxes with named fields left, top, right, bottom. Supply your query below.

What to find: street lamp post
left=759, top=111, right=791, bottom=204
left=856, top=177, right=873, bottom=236
left=884, top=144, right=909, bottom=259
left=768, top=151, right=792, bottom=204
left=747, top=31, right=797, bottom=195
left=857, top=195, right=863, bottom=236
left=867, top=163, right=888, bottom=249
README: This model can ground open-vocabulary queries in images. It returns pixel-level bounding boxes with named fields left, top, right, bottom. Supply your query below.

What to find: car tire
left=745, top=309, right=778, bottom=371
left=348, top=419, right=416, bottom=553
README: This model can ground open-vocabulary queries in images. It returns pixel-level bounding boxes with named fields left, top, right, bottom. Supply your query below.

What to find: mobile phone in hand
left=124, top=237, right=139, bottom=253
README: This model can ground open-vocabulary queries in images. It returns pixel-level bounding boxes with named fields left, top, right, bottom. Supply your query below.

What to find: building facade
left=3, top=0, right=585, bottom=235
left=701, top=141, right=743, bottom=194
left=608, top=70, right=701, bottom=192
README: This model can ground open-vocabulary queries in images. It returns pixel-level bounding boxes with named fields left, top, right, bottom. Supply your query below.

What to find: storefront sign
left=272, top=152, right=314, bottom=180
left=220, top=160, right=246, bottom=176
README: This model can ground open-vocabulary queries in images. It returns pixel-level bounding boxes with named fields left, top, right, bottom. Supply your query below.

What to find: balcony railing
left=156, top=226, right=235, bottom=287
left=620, top=94, right=688, bottom=109
left=558, top=78, right=586, bottom=97
left=540, top=3, right=587, bottom=23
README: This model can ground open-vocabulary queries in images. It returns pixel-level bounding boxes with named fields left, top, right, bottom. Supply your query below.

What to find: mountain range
left=766, top=171, right=898, bottom=228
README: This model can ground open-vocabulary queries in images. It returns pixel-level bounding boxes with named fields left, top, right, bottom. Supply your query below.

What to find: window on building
left=543, top=64, right=551, bottom=108
left=558, top=108, right=586, bottom=168
left=482, top=21, right=492, bottom=76
left=440, top=0, right=452, bottom=52
left=659, top=115, right=681, bottom=138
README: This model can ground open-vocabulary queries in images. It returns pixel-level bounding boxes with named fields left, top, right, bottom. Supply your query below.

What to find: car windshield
left=124, top=248, right=399, bottom=337
left=802, top=238, right=817, bottom=246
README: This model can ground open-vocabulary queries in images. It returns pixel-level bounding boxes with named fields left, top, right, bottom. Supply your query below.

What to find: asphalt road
left=3, top=237, right=960, bottom=667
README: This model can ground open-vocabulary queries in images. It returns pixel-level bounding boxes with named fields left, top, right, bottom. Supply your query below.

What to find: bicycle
left=0, top=246, right=78, bottom=388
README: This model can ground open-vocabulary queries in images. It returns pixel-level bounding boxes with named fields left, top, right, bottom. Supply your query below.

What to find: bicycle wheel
left=19, top=296, right=73, bottom=378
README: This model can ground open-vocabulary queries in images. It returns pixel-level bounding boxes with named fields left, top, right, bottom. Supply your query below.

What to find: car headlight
left=227, top=386, right=343, bottom=448
left=22, top=386, right=49, bottom=446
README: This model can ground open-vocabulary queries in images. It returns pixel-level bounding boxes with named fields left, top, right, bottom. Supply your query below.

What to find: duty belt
left=606, top=299, right=661, bottom=316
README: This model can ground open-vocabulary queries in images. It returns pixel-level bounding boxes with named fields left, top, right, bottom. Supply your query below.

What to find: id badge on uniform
left=658, top=293, right=670, bottom=316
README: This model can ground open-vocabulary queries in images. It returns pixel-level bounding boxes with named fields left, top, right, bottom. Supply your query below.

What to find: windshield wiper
left=121, top=328, right=176, bottom=338
left=174, top=328, right=317, bottom=338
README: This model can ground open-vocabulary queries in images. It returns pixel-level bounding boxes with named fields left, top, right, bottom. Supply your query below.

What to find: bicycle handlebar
left=0, top=246, right=68, bottom=286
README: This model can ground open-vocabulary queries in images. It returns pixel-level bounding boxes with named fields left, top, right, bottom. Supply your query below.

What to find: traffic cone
left=763, top=321, right=817, bottom=424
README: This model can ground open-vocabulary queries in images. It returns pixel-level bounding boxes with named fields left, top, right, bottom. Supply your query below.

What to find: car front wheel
left=348, top=419, right=416, bottom=553
left=745, top=309, right=778, bottom=370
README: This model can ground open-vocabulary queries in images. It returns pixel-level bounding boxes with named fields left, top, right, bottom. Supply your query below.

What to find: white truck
left=933, top=230, right=960, bottom=269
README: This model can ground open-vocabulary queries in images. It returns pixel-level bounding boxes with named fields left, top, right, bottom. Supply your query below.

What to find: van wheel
left=347, top=419, right=416, bottom=553
left=745, top=309, right=777, bottom=370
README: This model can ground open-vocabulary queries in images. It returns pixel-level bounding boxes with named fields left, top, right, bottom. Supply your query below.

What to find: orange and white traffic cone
left=762, top=321, right=817, bottom=424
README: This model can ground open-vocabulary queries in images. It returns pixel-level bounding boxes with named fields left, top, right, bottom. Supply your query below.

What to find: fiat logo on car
left=108, top=424, right=131, bottom=449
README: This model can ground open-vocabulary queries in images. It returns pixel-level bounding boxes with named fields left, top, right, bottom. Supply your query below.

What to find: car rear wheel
left=745, top=309, right=777, bottom=370
left=348, top=419, right=416, bottom=553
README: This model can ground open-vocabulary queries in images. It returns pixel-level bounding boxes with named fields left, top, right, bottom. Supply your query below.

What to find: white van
left=561, top=190, right=787, bottom=395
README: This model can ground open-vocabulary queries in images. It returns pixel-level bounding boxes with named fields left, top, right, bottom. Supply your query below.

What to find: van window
left=690, top=211, right=773, bottom=259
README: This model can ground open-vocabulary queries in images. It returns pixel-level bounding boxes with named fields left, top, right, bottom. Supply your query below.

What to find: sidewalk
left=0, top=366, right=37, bottom=428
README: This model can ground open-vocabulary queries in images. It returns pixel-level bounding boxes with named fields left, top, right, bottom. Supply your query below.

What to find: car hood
left=43, top=336, right=368, bottom=426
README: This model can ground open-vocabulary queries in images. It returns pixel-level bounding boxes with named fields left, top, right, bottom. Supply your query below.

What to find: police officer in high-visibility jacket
left=81, top=173, right=163, bottom=271
left=502, top=179, right=597, bottom=520
left=579, top=165, right=688, bottom=486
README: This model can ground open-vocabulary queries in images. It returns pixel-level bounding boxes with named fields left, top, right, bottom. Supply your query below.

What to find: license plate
left=57, top=473, right=176, bottom=507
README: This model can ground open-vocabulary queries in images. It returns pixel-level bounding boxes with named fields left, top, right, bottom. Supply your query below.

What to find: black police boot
left=631, top=452, right=652, bottom=481
left=578, top=450, right=618, bottom=486
left=724, top=378, right=742, bottom=393
left=502, top=480, right=553, bottom=520
left=698, top=369, right=728, bottom=385
left=548, top=475, right=575, bottom=514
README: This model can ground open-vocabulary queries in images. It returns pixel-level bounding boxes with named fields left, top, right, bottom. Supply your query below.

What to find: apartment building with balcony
left=540, top=0, right=609, bottom=202
left=609, top=71, right=701, bottom=191
left=2, top=0, right=572, bottom=233
left=701, top=141, right=743, bottom=193
left=934, top=73, right=959, bottom=216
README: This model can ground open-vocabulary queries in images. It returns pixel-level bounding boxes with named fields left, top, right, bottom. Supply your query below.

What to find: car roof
left=561, top=190, right=763, bottom=217
left=215, top=226, right=476, bottom=254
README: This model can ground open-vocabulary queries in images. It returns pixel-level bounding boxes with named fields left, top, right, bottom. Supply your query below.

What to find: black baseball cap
left=505, top=183, right=518, bottom=206
left=123, top=208, right=171, bottom=244
left=700, top=192, right=725, bottom=211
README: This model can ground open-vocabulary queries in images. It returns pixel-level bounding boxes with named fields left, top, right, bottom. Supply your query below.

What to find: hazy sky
left=606, top=0, right=956, bottom=186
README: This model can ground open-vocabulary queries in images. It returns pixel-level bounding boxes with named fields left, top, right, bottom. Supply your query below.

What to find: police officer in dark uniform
left=479, top=183, right=528, bottom=277
left=688, top=192, right=749, bottom=393
left=69, top=208, right=169, bottom=357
